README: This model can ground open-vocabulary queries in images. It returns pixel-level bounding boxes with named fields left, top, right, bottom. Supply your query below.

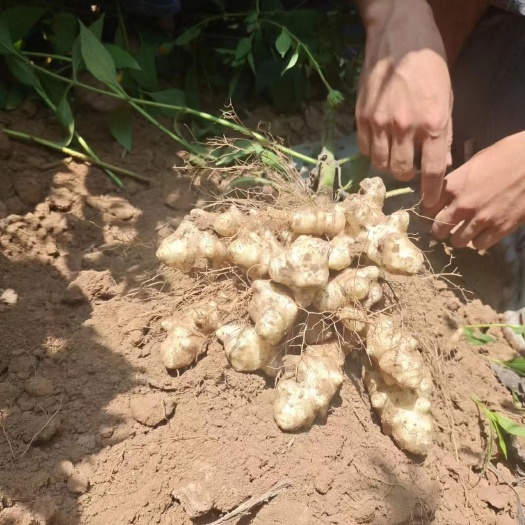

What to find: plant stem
left=3, top=129, right=149, bottom=183
left=385, top=187, right=414, bottom=198
left=22, top=57, right=319, bottom=165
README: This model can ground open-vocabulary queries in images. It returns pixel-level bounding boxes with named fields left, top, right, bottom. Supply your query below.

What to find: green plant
left=462, top=323, right=525, bottom=347
left=0, top=1, right=365, bottom=189
left=472, top=397, right=525, bottom=467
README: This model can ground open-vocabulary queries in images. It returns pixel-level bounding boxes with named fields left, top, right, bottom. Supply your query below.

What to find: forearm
left=428, top=0, right=490, bottom=67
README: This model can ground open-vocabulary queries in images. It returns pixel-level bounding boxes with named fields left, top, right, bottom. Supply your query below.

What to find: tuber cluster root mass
left=155, top=177, right=433, bottom=455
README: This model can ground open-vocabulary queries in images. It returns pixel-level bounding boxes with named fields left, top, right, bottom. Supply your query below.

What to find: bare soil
left=0, top=102, right=523, bottom=525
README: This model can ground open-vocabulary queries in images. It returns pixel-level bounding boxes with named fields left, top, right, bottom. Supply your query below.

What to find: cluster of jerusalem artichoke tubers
left=156, top=177, right=432, bottom=456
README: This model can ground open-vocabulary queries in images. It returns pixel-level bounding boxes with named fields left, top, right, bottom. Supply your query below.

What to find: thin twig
left=208, top=479, right=292, bottom=525
left=385, top=187, right=414, bottom=198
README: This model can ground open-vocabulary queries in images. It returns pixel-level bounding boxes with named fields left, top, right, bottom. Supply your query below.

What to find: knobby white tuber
left=160, top=302, right=220, bottom=370
left=363, top=367, right=433, bottom=456
left=155, top=175, right=434, bottom=454
left=274, top=342, right=345, bottom=431
left=157, top=220, right=227, bottom=273
left=364, top=316, right=433, bottom=455
left=313, top=266, right=380, bottom=312
left=328, top=235, right=359, bottom=271
left=216, top=323, right=282, bottom=376
left=228, top=230, right=282, bottom=277
left=249, top=280, right=298, bottom=344
left=290, top=204, right=346, bottom=238
left=269, top=235, right=330, bottom=307
left=364, top=211, right=424, bottom=275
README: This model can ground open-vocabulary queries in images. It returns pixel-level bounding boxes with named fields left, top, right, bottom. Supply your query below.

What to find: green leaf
left=107, top=106, right=133, bottom=152
left=56, top=91, right=74, bottom=146
left=494, top=413, right=525, bottom=437
left=0, top=7, right=45, bottom=43
left=149, top=88, right=186, bottom=117
left=104, top=44, right=141, bottom=70
left=89, top=15, right=105, bottom=41
left=0, top=20, right=16, bottom=54
left=235, top=37, right=252, bottom=60
left=49, top=12, right=78, bottom=55
left=175, top=25, right=201, bottom=46
left=130, top=36, right=158, bottom=91
left=493, top=417, right=508, bottom=459
left=463, top=327, right=495, bottom=346
left=247, top=52, right=256, bottom=75
left=512, top=325, right=525, bottom=335
left=282, top=47, right=299, bottom=75
left=275, top=28, right=292, bottom=58
left=5, top=54, right=40, bottom=88
left=79, top=21, right=120, bottom=89
left=72, top=37, right=83, bottom=76
left=499, top=357, right=525, bottom=377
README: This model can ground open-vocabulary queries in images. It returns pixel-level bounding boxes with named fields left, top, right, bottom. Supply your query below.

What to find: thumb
left=446, top=117, right=453, bottom=167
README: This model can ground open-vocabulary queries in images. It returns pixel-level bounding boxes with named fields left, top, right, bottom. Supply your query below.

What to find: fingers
left=390, top=131, right=416, bottom=181
left=472, top=226, right=510, bottom=251
left=370, top=127, right=390, bottom=171
left=421, top=131, right=448, bottom=208
left=449, top=218, right=488, bottom=248
left=431, top=204, right=471, bottom=240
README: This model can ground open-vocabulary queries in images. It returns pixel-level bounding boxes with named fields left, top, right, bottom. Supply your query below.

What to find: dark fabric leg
left=451, top=7, right=525, bottom=164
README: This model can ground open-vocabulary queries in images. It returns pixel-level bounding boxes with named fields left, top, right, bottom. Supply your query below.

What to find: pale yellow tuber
left=290, top=204, right=346, bottom=238
left=228, top=230, right=281, bottom=277
left=269, top=235, right=330, bottom=307
left=366, top=317, right=425, bottom=390
left=216, top=323, right=282, bottom=376
left=157, top=220, right=227, bottom=273
left=363, top=367, right=433, bottom=456
left=213, top=205, right=244, bottom=237
left=274, top=342, right=344, bottom=431
left=248, top=281, right=298, bottom=344
left=328, top=235, right=358, bottom=271
left=364, top=211, right=424, bottom=275
left=313, top=266, right=380, bottom=312
left=160, top=302, right=219, bottom=370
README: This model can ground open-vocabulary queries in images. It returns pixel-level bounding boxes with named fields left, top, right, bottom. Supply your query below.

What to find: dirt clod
left=477, top=485, right=509, bottom=511
left=172, top=482, right=215, bottom=519
left=314, top=469, right=333, bottom=494
left=24, top=377, right=55, bottom=397
left=8, top=354, right=34, bottom=380
left=66, top=470, right=90, bottom=494
left=129, top=393, right=175, bottom=427
left=48, top=187, right=74, bottom=212
left=1, top=288, right=18, bottom=305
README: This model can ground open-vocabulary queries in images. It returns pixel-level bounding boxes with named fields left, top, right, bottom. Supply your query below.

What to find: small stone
left=172, top=482, right=214, bottom=519
left=106, top=197, right=135, bottom=220
left=130, top=393, right=175, bottom=427
left=98, top=424, right=113, bottom=438
left=67, top=471, right=90, bottom=494
left=24, top=377, right=55, bottom=397
left=1, top=288, right=18, bottom=305
left=8, top=354, right=34, bottom=379
left=48, top=188, right=74, bottom=212
left=477, top=485, right=509, bottom=510
left=314, top=469, right=333, bottom=495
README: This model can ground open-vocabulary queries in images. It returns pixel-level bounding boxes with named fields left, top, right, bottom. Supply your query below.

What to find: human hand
left=355, top=0, right=453, bottom=207
left=425, top=131, right=525, bottom=251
